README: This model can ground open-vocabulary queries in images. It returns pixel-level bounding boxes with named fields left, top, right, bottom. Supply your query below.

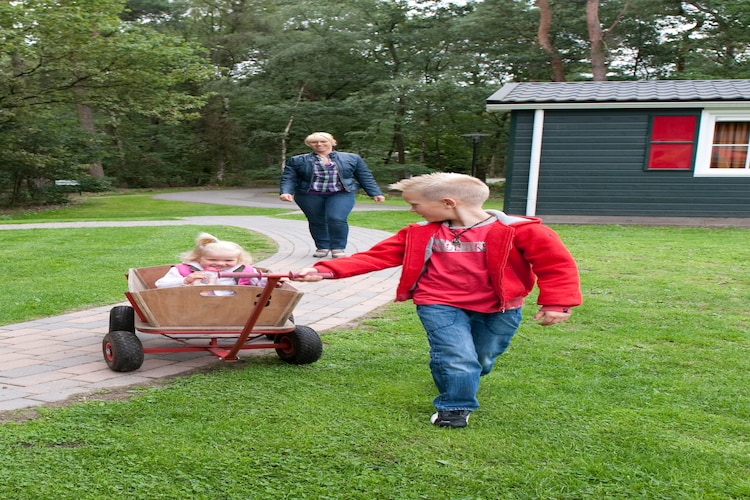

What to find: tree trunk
left=586, top=0, right=607, bottom=81
left=105, top=111, right=126, bottom=180
left=586, top=0, right=631, bottom=81
left=393, top=96, right=406, bottom=164
left=280, top=84, right=307, bottom=170
left=386, top=38, right=406, bottom=164
left=76, top=103, right=105, bottom=177
left=214, top=96, right=232, bottom=182
left=536, top=0, right=567, bottom=82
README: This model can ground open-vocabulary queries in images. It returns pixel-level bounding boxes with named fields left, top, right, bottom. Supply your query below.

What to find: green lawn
left=0, top=190, right=286, bottom=222
left=0, top=192, right=748, bottom=499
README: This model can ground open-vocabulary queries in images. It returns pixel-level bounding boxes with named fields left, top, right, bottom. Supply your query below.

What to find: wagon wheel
left=275, top=325, right=323, bottom=365
left=103, top=330, right=144, bottom=372
left=109, top=305, right=135, bottom=333
left=266, top=314, right=294, bottom=341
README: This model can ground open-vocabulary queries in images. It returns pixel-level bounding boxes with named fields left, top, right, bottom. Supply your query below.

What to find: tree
left=671, top=0, right=750, bottom=79
left=536, top=0, right=567, bottom=81
left=4, top=0, right=750, bottom=203
left=0, top=0, right=213, bottom=203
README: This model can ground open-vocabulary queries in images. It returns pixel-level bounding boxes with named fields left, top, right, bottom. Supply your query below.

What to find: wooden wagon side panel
left=127, top=266, right=167, bottom=327
left=127, top=266, right=303, bottom=329
left=130, top=285, right=301, bottom=328
left=134, top=265, right=174, bottom=290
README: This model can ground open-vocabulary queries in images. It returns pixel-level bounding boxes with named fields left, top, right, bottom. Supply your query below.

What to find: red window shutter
left=648, top=116, right=697, bottom=170
left=648, top=144, right=694, bottom=170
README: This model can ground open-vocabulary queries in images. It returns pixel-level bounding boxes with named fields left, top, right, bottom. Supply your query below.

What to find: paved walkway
left=0, top=190, right=404, bottom=412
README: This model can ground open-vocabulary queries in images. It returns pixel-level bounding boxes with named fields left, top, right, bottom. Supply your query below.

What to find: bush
left=487, top=179, right=505, bottom=198
left=241, top=166, right=283, bottom=187
left=30, top=184, right=73, bottom=206
left=77, top=176, right=115, bottom=193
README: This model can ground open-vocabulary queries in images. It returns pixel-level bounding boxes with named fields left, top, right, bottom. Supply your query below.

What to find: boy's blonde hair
left=304, top=132, right=337, bottom=147
left=181, top=232, right=253, bottom=264
left=389, top=172, right=490, bottom=206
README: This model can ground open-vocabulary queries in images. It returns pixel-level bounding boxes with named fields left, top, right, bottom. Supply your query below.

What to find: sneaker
left=331, top=249, right=346, bottom=258
left=313, top=249, right=330, bottom=258
left=430, top=410, right=471, bottom=428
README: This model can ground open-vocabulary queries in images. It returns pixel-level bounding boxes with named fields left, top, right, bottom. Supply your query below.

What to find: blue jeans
left=293, top=191, right=356, bottom=250
left=416, top=304, right=522, bottom=412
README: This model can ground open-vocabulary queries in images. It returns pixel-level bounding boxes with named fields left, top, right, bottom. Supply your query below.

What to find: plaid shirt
left=309, top=154, right=344, bottom=193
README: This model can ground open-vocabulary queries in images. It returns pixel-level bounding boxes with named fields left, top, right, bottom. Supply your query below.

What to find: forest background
left=2, top=0, right=750, bottom=207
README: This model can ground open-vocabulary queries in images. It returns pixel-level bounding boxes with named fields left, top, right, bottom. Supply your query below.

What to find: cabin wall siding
left=503, top=109, right=750, bottom=217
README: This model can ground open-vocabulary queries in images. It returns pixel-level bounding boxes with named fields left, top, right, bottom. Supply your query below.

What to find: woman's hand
left=373, top=195, right=385, bottom=203
left=279, top=193, right=294, bottom=202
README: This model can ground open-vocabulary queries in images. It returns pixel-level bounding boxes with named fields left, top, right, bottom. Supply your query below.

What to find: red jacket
left=315, top=211, right=582, bottom=312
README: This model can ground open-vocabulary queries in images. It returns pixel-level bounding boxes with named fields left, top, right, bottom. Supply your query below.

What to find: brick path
left=0, top=206, right=400, bottom=412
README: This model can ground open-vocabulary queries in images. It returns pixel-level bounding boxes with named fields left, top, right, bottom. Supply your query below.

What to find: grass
left=0, top=225, right=277, bottom=325
left=0, top=191, right=748, bottom=499
left=0, top=189, right=502, bottom=224
left=0, top=190, right=286, bottom=222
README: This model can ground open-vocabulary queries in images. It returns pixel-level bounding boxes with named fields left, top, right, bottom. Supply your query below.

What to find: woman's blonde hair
left=389, top=172, right=490, bottom=206
left=181, top=232, right=253, bottom=264
left=304, top=132, right=337, bottom=147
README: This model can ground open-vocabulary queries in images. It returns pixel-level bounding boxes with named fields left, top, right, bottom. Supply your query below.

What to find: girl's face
left=199, top=250, right=239, bottom=270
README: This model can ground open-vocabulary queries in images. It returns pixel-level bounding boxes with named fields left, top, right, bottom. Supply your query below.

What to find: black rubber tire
left=275, top=325, right=323, bottom=365
left=109, top=306, right=135, bottom=333
left=103, top=330, right=144, bottom=372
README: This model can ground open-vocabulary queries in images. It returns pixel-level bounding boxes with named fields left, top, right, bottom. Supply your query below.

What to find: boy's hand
left=533, top=310, right=571, bottom=326
left=291, top=267, right=324, bottom=281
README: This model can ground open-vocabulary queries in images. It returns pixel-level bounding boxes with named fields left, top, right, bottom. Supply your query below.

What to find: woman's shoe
left=331, top=249, right=346, bottom=258
left=313, top=249, right=330, bottom=258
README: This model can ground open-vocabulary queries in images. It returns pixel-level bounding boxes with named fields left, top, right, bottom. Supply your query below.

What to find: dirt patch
left=0, top=380, right=164, bottom=424
left=0, top=365, right=222, bottom=425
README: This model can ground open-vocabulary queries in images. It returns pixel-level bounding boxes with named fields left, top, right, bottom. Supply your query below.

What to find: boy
left=294, top=173, right=582, bottom=428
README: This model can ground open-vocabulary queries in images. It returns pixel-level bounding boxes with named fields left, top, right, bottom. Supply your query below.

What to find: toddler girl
left=155, top=232, right=267, bottom=288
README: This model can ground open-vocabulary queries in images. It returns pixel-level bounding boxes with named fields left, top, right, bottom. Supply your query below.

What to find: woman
left=280, top=132, right=385, bottom=258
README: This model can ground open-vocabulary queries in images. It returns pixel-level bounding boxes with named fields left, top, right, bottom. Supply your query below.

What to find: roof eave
left=486, top=100, right=750, bottom=112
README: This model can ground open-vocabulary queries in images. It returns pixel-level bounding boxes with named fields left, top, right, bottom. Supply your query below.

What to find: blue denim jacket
left=280, top=151, right=383, bottom=197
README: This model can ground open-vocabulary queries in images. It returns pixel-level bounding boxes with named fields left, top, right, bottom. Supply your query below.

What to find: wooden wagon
left=102, top=265, right=323, bottom=372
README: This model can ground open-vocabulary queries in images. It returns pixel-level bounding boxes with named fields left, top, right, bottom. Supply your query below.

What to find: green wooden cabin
left=486, top=80, right=750, bottom=218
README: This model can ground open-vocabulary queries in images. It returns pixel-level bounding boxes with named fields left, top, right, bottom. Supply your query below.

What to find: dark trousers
left=294, top=191, right=356, bottom=250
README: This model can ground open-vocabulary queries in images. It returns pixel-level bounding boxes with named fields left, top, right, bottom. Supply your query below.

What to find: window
left=710, top=122, right=750, bottom=169
left=646, top=115, right=697, bottom=170
left=695, top=110, right=750, bottom=177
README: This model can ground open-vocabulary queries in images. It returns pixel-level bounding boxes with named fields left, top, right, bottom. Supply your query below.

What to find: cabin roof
left=486, top=80, right=750, bottom=110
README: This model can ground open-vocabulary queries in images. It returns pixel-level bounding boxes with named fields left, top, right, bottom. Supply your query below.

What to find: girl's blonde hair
left=389, top=172, right=490, bottom=206
left=304, top=132, right=337, bottom=147
left=181, top=232, right=253, bottom=264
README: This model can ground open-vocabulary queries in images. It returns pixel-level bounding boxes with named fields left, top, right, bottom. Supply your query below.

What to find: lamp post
left=462, top=133, right=491, bottom=178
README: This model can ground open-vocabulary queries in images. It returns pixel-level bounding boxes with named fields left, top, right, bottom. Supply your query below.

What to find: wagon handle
left=287, top=271, right=334, bottom=280
left=218, top=271, right=334, bottom=280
